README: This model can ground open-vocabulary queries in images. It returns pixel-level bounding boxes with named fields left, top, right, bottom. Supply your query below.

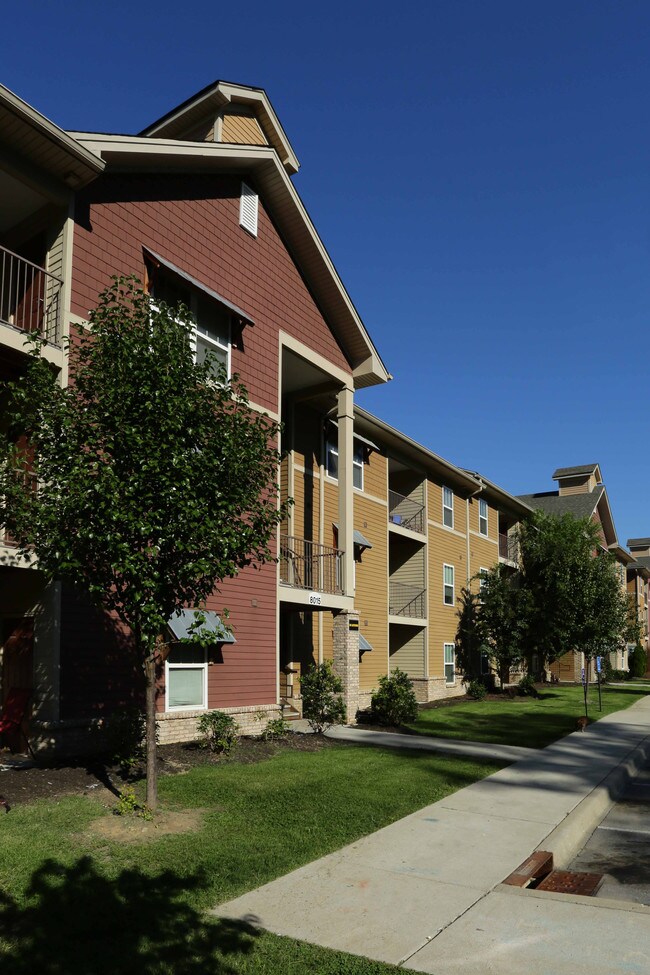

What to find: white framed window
left=442, top=486, right=454, bottom=529
left=240, top=181, right=259, bottom=237
left=479, top=498, right=488, bottom=536
left=325, top=434, right=364, bottom=490
left=165, top=645, right=208, bottom=711
left=443, top=564, right=455, bottom=606
left=444, top=643, right=455, bottom=684
left=150, top=271, right=231, bottom=379
left=479, top=568, right=488, bottom=594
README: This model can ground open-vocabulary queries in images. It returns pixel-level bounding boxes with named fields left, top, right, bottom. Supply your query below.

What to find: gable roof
left=517, top=489, right=604, bottom=521
left=628, top=538, right=650, bottom=548
left=139, top=79, right=300, bottom=175
left=552, top=464, right=600, bottom=479
left=69, top=134, right=390, bottom=387
left=632, top=555, right=650, bottom=572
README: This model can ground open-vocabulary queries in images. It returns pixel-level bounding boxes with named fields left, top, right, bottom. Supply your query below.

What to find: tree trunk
left=144, top=653, right=158, bottom=811
left=500, top=662, right=510, bottom=690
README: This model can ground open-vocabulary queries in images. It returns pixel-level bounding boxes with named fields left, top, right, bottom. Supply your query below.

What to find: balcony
left=280, top=534, right=343, bottom=595
left=499, top=532, right=519, bottom=566
left=388, top=490, right=425, bottom=535
left=389, top=581, right=426, bottom=619
left=1, top=244, right=63, bottom=347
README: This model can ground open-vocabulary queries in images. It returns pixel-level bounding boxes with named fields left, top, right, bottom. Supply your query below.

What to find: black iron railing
left=389, top=580, right=426, bottom=618
left=280, top=534, right=344, bottom=595
left=388, top=490, right=425, bottom=534
left=0, top=244, right=62, bottom=346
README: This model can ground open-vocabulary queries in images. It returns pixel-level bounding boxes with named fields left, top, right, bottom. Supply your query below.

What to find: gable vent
left=239, top=182, right=258, bottom=237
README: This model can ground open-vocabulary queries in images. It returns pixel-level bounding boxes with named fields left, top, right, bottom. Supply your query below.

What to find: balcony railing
left=388, top=490, right=425, bottom=534
left=280, top=534, right=344, bottom=595
left=389, top=581, right=426, bottom=619
left=0, top=244, right=63, bottom=346
left=499, top=532, right=519, bottom=564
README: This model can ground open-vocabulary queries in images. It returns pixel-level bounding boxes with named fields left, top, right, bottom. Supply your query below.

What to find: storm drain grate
left=536, top=870, right=604, bottom=896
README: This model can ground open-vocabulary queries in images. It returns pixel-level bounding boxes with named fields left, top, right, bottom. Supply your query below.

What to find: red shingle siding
left=59, top=588, right=143, bottom=720
left=72, top=174, right=351, bottom=413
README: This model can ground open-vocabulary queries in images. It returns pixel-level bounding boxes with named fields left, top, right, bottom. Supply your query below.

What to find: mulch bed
left=0, top=733, right=339, bottom=809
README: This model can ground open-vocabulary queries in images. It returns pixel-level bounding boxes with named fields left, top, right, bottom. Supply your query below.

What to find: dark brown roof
left=552, top=464, right=599, bottom=479
left=516, top=488, right=603, bottom=521
left=632, top=556, right=650, bottom=571
left=627, top=538, right=650, bottom=548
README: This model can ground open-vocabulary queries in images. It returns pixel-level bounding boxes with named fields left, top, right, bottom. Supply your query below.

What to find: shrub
left=197, top=710, right=238, bottom=755
left=105, top=706, right=146, bottom=774
left=261, top=716, right=292, bottom=741
left=300, top=662, right=346, bottom=733
left=370, top=669, right=418, bottom=726
left=466, top=678, right=487, bottom=701
left=517, top=674, right=538, bottom=697
left=114, top=785, right=152, bottom=821
left=630, top=644, right=648, bottom=679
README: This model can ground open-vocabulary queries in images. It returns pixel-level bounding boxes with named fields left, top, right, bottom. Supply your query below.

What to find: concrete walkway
left=325, top=724, right=535, bottom=763
left=214, top=696, right=650, bottom=974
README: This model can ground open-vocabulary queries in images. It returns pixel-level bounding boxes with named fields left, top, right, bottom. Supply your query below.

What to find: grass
left=409, top=684, right=650, bottom=749
left=0, top=743, right=501, bottom=974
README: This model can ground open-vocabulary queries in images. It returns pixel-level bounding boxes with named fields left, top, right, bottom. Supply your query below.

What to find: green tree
left=0, top=277, right=285, bottom=809
left=454, top=584, right=486, bottom=683
left=519, top=512, right=631, bottom=677
left=478, top=565, right=531, bottom=689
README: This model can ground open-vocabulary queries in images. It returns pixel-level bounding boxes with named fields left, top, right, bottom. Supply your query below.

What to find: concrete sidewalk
left=214, top=696, right=650, bottom=974
left=325, top=724, right=535, bottom=763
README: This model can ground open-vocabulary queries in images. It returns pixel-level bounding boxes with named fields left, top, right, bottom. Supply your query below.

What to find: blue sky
left=5, top=1, right=649, bottom=542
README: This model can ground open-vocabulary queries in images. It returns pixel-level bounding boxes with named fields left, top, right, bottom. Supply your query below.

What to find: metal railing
left=388, top=490, right=425, bottom=534
left=280, top=534, right=344, bottom=595
left=389, top=580, right=426, bottom=619
left=499, top=532, right=519, bottom=564
left=0, top=244, right=63, bottom=346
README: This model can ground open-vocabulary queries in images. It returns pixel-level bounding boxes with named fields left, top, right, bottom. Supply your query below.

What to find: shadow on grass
left=0, top=856, right=258, bottom=974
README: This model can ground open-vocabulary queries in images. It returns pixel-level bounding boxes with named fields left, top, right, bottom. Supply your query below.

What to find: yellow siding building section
left=390, top=627, right=425, bottom=677
left=221, top=113, right=268, bottom=145
left=354, top=492, right=389, bottom=691
left=427, top=523, right=465, bottom=680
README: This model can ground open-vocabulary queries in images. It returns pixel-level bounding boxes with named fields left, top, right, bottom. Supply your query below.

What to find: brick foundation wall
left=157, top=703, right=282, bottom=744
left=410, top=677, right=466, bottom=703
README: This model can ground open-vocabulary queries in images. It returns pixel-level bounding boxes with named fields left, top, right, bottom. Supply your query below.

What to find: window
left=166, top=645, right=207, bottom=711
left=442, top=486, right=454, bottom=529
left=325, top=433, right=364, bottom=490
left=479, top=498, right=488, bottom=536
left=478, top=567, right=488, bottom=601
left=443, top=564, right=455, bottom=606
left=444, top=643, right=455, bottom=684
left=240, top=181, right=259, bottom=236
left=150, top=269, right=231, bottom=379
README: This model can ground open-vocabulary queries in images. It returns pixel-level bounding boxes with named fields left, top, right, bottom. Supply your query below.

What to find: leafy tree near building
left=519, top=512, right=635, bottom=677
left=0, top=277, right=286, bottom=809
left=476, top=565, right=531, bottom=689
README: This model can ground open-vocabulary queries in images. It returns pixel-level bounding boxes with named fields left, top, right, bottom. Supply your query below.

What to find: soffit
left=0, top=84, right=104, bottom=188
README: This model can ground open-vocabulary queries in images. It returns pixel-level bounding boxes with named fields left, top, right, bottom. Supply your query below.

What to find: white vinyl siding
left=442, top=486, right=454, bottom=529
left=443, top=564, right=455, bottom=606
left=240, top=181, right=259, bottom=236
left=444, top=643, right=455, bottom=685
left=479, top=498, right=488, bottom=536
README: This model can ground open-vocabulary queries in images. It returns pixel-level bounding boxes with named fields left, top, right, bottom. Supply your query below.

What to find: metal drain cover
left=536, top=870, right=604, bottom=896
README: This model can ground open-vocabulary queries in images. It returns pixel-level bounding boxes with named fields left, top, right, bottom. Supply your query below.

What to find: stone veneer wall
left=156, top=703, right=282, bottom=744
left=332, top=611, right=360, bottom=723
left=410, top=677, right=465, bottom=703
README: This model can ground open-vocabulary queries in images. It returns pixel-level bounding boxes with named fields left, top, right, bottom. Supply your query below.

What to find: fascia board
left=1, top=84, right=104, bottom=181
left=354, top=407, right=480, bottom=492
left=72, top=137, right=390, bottom=387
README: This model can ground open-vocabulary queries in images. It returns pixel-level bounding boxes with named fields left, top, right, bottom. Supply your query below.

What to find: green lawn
left=409, top=684, right=650, bottom=749
left=0, top=743, right=501, bottom=974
